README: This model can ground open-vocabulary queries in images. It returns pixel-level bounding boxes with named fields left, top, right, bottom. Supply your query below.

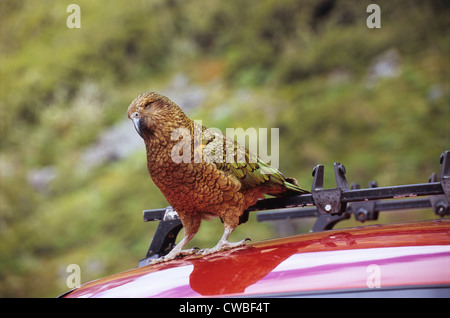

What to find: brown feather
left=127, top=92, right=308, bottom=241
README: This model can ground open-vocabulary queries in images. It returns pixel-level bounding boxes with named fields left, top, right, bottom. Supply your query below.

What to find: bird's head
left=127, top=92, right=189, bottom=141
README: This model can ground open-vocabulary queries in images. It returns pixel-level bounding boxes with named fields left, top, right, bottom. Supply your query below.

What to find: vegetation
left=0, top=0, right=448, bottom=297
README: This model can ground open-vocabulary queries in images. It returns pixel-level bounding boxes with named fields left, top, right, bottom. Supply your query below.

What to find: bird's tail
left=283, top=177, right=309, bottom=196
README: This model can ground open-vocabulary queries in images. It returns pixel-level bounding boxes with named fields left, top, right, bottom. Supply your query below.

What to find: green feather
left=199, top=126, right=307, bottom=195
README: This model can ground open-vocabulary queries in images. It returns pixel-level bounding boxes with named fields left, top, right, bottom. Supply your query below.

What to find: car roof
left=63, top=219, right=450, bottom=298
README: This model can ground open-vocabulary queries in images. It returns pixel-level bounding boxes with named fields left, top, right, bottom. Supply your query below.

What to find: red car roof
left=63, top=219, right=450, bottom=297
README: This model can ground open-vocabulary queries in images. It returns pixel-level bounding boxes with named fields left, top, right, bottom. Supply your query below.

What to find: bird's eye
left=131, top=111, right=140, bottom=118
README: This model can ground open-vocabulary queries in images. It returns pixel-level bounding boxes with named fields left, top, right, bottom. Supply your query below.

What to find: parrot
left=127, top=92, right=308, bottom=263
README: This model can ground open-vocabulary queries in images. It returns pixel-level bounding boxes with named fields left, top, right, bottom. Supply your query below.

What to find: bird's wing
left=200, top=126, right=307, bottom=194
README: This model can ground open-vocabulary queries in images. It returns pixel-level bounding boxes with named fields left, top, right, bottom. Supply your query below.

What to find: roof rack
left=138, top=150, right=450, bottom=266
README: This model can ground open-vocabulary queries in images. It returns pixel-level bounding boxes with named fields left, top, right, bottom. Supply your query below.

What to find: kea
left=128, top=92, right=308, bottom=263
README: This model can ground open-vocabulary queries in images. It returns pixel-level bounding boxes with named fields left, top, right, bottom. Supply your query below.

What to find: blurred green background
left=0, top=0, right=448, bottom=297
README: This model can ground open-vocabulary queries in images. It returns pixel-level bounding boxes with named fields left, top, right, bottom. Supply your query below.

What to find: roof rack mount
left=139, top=150, right=450, bottom=266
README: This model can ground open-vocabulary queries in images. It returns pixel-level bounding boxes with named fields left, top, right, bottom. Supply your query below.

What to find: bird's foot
left=199, top=238, right=250, bottom=256
left=178, top=247, right=200, bottom=257
left=147, top=247, right=199, bottom=265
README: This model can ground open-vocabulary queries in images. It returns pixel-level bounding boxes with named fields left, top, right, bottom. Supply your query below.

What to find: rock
left=161, top=73, right=207, bottom=110
left=366, top=48, right=401, bottom=87
left=27, top=166, right=57, bottom=193
left=79, top=120, right=143, bottom=171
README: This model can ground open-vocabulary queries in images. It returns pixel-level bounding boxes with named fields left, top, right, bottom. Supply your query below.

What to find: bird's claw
left=147, top=247, right=200, bottom=265
left=198, top=238, right=250, bottom=256
left=179, top=247, right=200, bottom=256
left=147, top=257, right=165, bottom=265
left=147, top=240, right=251, bottom=264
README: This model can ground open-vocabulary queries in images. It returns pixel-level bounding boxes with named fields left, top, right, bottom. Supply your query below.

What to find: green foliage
left=0, top=0, right=448, bottom=297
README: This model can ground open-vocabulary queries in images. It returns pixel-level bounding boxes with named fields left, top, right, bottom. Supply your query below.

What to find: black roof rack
left=138, top=150, right=450, bottom=267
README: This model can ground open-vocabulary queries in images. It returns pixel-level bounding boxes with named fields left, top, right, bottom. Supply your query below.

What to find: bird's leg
left=149, top=233, right=196, bottom=264
left=149, top=215, right=202, bottom=264
left=199, top=226, right=249, bottom=256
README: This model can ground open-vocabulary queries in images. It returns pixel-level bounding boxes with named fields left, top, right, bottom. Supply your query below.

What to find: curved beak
left=132, top=117, right=144, bottom=139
